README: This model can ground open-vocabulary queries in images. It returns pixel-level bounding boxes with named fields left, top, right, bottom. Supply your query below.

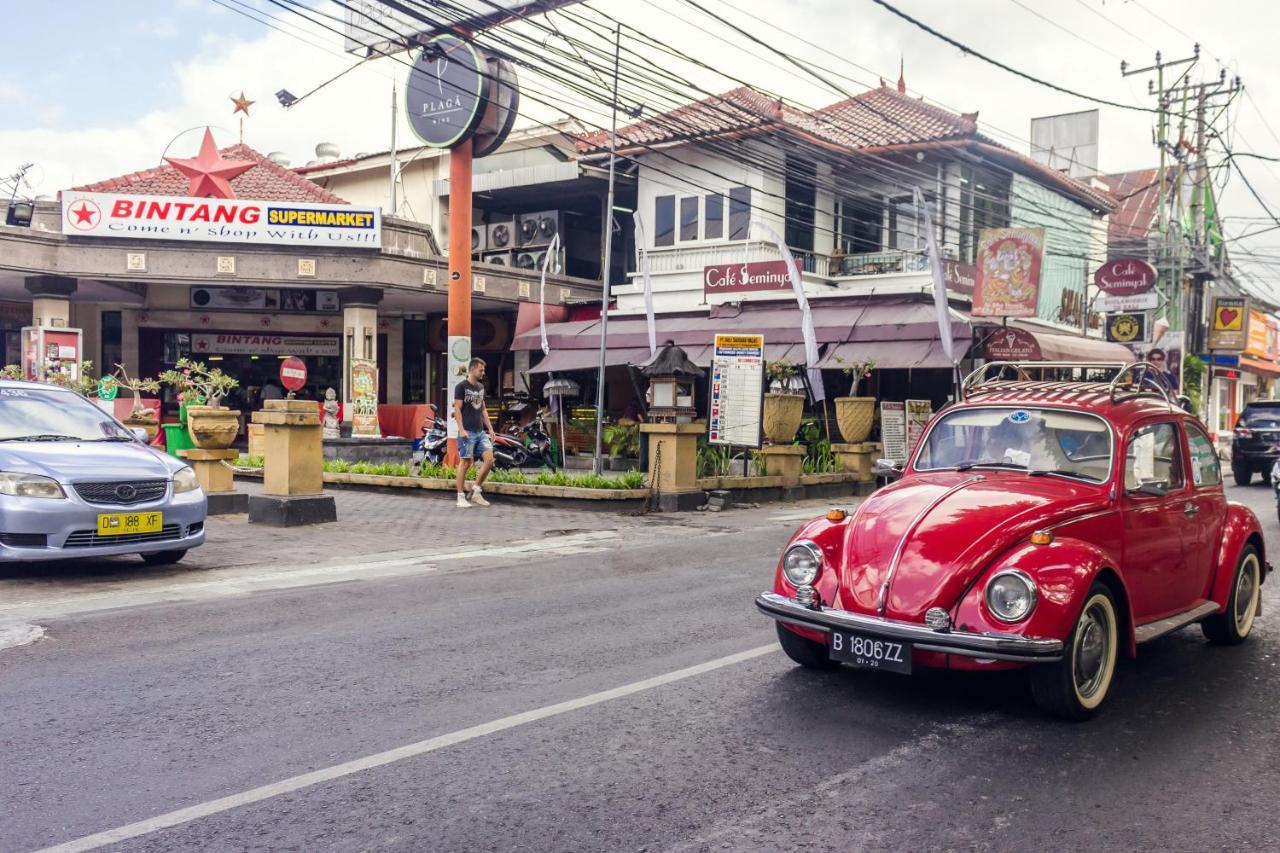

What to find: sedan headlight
left=782, top=541, right=823, bottom=586
left=0, top=472, right=65, bottom=499
left=985, top=569, right=1037, bottom=623
left=172, top=466, right=201, bottom=494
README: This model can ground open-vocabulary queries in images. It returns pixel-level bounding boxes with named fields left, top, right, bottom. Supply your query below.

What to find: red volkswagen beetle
left=757, top=363, right=1268, bottom=719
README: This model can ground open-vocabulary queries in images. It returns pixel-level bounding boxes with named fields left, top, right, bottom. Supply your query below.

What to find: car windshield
left=0, top=386, right=135, bottom=442
left=915, top=407, right=1112, bottom=483
left=1242, top=406, right=1280, bottom=428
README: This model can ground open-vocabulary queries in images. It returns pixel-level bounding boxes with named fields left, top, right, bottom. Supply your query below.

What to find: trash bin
left=162, top=422, right=195, bottom=459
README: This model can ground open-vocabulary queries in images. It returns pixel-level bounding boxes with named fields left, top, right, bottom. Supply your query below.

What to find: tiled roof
left=576, top=83, right=1113, bottom=212
left=74, top=143, right=348, bottom=204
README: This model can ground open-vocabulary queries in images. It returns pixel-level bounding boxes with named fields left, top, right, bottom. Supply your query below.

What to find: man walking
left=454, top=357, right=496, bottom=508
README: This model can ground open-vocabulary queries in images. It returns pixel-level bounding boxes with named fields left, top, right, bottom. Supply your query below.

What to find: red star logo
left=200, top=315, right=211, bottom=326
left=67, top=199, right=101, bottom=230
left=164, top=128, right=254, bottom=199
left=195, top=339, right=209, bottom=351
left=260, top=317, right=271, bottom=327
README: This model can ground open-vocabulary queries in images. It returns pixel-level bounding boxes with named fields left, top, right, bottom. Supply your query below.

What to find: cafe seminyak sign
left=703, top=260, right=791, bottom=297
left=60, top=190, right=381, bottom=248
left=1094, top=258, right=1156, bottom=295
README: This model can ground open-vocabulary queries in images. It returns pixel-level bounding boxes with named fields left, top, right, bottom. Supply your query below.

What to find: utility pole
left=389, top=82, right=398, bottom=217
left=591, top=23, right=622, bottom=476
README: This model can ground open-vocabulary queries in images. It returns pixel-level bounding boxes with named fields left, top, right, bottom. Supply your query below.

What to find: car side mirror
left=872, top=458, right=904, bottom=479
left=1129, top=479, right=1170, bottom=498
left=129, top=427, right=150, bottom=442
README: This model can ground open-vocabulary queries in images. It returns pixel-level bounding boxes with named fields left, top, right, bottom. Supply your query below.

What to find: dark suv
left=1231, top=400, right=1280, bottom=485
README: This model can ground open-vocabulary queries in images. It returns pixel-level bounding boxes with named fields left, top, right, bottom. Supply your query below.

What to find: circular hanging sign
left=473, top=55, right=520, bottom=158
left=97, top=375, right=119, bottom=401
left=1094, top=258, right=1156, bottom=296
left=406, top=34, right=490, bottom=149
left=279, top=356, right=308, bottom=393
left=983, top=327, right=1042, bottom=360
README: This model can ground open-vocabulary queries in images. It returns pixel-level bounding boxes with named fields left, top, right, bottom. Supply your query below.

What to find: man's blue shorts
left=458, top=432, right=493, bottom=460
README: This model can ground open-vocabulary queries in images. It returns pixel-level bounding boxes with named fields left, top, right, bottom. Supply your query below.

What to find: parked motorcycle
left=412, top=412, right=557, bottom=473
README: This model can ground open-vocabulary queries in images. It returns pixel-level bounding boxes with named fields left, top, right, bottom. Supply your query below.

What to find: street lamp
left=275, top=89, right=299, bottom=109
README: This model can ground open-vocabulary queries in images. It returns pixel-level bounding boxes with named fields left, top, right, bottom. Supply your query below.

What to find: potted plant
left=834, top=357, right=877, bottom=443
left=111, top=364, right=162, bottom=440
left=159, top=358, right=240, bottom=449
left=603, top=421, right=640, bottom=469
left=763, top=360, right=806, bottom=442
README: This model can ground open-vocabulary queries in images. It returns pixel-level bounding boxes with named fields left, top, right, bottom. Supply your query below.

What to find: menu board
left=881, top=401, right=908, bottom=463
left=906, top=400, right=933, bottom=455
left=708, top=334, right=764, bottom=448
left=349, top=358, right=381, bottom=438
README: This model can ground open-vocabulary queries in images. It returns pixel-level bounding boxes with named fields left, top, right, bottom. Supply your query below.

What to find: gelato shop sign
left=61, top=190, right=381, bottom=248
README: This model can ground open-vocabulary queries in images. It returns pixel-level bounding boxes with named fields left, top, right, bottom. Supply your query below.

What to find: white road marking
left=0, top=623, right=45, bottom=651
left=0, top=531, right=621, bottom=625
left=33, top=643, right=779, bottom=853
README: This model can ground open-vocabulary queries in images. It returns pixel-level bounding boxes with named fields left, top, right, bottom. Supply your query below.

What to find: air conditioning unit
left=534, top=248, right=564, bottom=275
left=482, top=251, right=512, bottom=266
left=516, top=210, right=561, bottom=247
left=514, top=251, right=539, bottom=270
left=471, top=225, right=488, bottom=253
left=487, top=221, right=515, bottom=251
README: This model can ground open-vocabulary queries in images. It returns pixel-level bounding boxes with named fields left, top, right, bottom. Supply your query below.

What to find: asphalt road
left=2, top=486, right=1279, bottom=853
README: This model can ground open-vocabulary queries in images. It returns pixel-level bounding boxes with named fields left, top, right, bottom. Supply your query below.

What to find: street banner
left=350, top=358, right=381, bottom=437
left=750, top=221, right=824, bottom=402
left=913, top=187, right=954, bottom=364
left=538, top=233, right=560, bottom=355
left=906, top=399, right=932, bottom=454
left=1105, top=312, right=1149, bottom=344
left=881, top=401, right=908, bottom=464
left=1208, top=296, right=1249, bottom=352
left=633, top=212, right=657, bottom=357
left=972, top=226, right=1045, bottom=318
left=708, top=334, right=764, bottom=448
left=61, top=190, right=381, bottom=248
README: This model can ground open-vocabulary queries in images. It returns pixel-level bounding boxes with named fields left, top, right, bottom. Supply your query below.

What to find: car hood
left=835, top=471, right=1109, bottom=621
left=0, top=441, right=182, bottom=482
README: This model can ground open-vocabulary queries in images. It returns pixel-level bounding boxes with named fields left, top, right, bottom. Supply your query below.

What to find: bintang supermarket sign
left=60, top=190, right=382, bottom=248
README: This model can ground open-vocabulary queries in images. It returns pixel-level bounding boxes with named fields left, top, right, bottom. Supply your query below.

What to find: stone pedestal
left=177, top=448, right=248, bottom=515
left=641, top=422, right=705, bottom=512
left=761, top=444, right=805, bottom=488
left=250, top=399, right=335, bottom=526
left=247, top=423, right=264, bottom=459
left=833, top=441, right=881, bottom=482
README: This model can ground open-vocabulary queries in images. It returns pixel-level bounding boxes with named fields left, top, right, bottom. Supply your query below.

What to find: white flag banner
left=538, top=232, right=560, bottom=356
left=752, top=220, right=824, bottom=402
left=632, top=212, right=657, bottom=357
left=914, top=187, right=955, bottom=364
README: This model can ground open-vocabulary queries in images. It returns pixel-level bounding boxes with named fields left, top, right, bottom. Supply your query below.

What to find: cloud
left=0, top=77, right=24, bottom=106
left=136, top=18, right=180, bottom=39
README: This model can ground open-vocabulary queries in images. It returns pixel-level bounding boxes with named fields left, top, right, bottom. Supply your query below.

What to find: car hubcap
left=1234, top=555, right=1260, bottom=636
left=1072, top=596, right=1116, bottom=708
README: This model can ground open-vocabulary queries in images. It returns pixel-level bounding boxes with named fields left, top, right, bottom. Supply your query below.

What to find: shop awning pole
left=592, top=22, right=622, bottom=476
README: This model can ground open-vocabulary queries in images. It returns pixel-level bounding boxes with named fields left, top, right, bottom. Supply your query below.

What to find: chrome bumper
left=756, top=592, right=1064, bottom=663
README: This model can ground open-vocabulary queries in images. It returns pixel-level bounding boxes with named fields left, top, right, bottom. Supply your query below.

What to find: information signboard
left=906, top=400, right=932, bottom=455
left=708, top=334, right=764, bottom=448
left=350, top=358, right=381, bottom=438
left=881, top=401, right=908, bottom=464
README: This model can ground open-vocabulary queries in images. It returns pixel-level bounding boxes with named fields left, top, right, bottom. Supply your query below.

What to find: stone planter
left=834, top=397, right=876, bottom=443
left=124, top=411, right=159, bottom=442
left=186, top=406, right=240, bottom=450
left=763, top=393, right=805, bottom=443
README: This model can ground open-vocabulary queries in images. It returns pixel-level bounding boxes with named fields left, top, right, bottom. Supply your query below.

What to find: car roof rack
left=961, top=361, right=1179, bottom=410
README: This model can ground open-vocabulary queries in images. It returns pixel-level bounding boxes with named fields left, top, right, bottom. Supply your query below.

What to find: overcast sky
left=3, top=0, right=1278, bottom=284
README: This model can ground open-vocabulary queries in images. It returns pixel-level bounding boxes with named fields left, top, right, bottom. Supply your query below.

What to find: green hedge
left=236, top=456, right=646, bottom=491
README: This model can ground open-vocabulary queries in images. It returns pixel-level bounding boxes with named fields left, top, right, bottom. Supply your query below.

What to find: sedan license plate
left=96, top=512, right=163, bottom=537
left=829, top=632, right=912, bottom=674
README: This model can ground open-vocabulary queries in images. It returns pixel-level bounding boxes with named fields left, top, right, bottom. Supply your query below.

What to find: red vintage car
left=757, top=363, right=1268, bottom=719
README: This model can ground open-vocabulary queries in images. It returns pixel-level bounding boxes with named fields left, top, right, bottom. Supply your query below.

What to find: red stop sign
left=279, top=356, right=308, bottom=392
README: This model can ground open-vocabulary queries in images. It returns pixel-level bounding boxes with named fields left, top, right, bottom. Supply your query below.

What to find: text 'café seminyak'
left=0, top=127, right=595, bottom=439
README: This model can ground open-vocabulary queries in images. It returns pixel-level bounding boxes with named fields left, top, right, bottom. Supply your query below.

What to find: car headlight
left=782, top=541, right=823, bottom=586
left=0, top=472, right=65, bottom=499
left=172, top=466, right=201, bottom=494
left=985, top=569, right=1037, bottom=623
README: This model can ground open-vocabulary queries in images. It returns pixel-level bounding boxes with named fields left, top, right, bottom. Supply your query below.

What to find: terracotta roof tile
left=74, top=142, right=349, bottom=204
left=1098, top=168, right=1169, bottom=249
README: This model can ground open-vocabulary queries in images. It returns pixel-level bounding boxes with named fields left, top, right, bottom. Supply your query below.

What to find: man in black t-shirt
left=453, top=357, right=496, bottom=508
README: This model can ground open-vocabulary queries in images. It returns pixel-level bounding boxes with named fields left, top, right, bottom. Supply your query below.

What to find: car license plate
left=96, top=512, right=163, bottom=536
left=829, top=631, right=912, bottom=674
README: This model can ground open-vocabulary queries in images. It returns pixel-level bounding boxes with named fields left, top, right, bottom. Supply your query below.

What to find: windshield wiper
left=0, top=434, right=82, bottom=442
left=1029, top=468, right=1097, bottom=482
left=955, top=460, right=1027, bottom=471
